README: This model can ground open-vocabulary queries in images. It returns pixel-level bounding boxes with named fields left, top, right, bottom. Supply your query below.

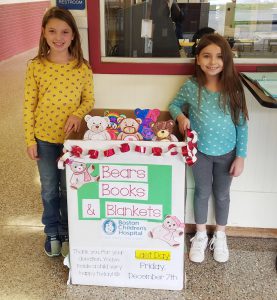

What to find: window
left=87, top=0, right=277, bottom=74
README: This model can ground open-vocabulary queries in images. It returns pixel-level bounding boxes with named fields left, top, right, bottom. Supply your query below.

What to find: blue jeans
left=37, top=139, right=68, bottom=236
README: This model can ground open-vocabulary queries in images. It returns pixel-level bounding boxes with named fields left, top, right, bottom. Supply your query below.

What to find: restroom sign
left=56, top=0, right=85, bottom=10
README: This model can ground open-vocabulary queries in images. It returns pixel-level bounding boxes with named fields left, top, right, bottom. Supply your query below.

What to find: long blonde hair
left=35, top=6, right=89, bottom=68
left=194, top=33, right=248, bottom=124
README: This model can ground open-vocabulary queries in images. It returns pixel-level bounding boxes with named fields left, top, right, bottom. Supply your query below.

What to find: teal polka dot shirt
left=169, top=78, right=248, bottom=157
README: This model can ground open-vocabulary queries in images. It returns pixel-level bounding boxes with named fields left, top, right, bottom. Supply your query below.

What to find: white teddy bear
left=83, top=115, right=111, bottom=141
left=148, top=215, right=185, bottom=247
left=69, top=160, right=100, bottom=189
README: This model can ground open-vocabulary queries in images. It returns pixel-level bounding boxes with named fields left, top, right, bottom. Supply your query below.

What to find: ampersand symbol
left=87, top=204, right=95, bottom=216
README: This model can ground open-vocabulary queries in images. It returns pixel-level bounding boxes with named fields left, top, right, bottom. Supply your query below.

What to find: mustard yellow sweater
left=23, top=58, right=94, bottom=146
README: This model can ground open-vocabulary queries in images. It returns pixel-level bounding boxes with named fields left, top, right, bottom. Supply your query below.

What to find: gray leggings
left=191, top=149, right=236, bottom=226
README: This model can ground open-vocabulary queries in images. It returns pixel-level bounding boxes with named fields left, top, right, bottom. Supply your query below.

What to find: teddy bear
left=151, top=120, right=178, bottom=142
left=83, top=115, right=111, bottom=141
left=139, top=118, right=155, bottom=140
left=104, top=110, right=126, bottom=140
left=134, top=108, right=160, bottom=122
left=117, top=117, right=143, bottom=141
left=68, top=160, right=100, bottom=189
left=134, top=108, right=160, bottom=140
left=148, top=215, right=185, bottom=247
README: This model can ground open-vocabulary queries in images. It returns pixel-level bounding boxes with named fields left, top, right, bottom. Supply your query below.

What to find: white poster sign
left=63, top=140, right=186, bottom=290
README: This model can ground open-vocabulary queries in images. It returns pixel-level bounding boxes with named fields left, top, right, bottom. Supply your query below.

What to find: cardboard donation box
left=59, top=110, right=197, bottom=290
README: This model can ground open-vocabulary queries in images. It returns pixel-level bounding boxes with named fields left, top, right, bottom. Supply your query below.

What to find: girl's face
left=196, top=44, right=223, bottom=78
left=43, top=18, right=74, bottom=55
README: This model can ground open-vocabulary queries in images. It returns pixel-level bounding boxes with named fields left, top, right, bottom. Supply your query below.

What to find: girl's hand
left=64, top=115, right=82, bottom=135
left=27, top=144, right=39, bottom=160
left=229, top=156, right=244, bottom=177
left=176, top=114, right=190, bottom=136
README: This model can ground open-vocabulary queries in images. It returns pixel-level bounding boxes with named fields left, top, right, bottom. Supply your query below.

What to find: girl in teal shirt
left=169, top=33, right=248, bottom=263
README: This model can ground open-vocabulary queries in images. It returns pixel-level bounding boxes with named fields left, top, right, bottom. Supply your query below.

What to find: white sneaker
left=209, top=231, right=229, bottom=263
left=189, top=232, right=208, bottom=263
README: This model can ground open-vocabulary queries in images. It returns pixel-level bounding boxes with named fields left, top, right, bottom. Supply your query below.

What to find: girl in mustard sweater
left=24, top=7, right=94, bottom=257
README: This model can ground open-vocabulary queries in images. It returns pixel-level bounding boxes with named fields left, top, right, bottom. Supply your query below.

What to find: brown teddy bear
left=117, top=117, right=144, bottom=141
left=151, top=120, right=178, bottom=142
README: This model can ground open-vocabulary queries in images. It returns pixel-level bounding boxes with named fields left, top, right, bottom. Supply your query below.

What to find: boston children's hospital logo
left=77, top=163, right=172, bottom=222
left=103, top=219, right=117, bottom=235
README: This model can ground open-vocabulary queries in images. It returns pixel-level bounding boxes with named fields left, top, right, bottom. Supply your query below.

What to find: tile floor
left=0, top=50, right=276, bottom=300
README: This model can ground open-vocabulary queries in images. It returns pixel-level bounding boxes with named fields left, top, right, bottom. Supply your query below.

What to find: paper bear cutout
left=148, top=215, right=185, bottom=247
left=68, top=160, right=99, bottom=189
left=83, top=115, right=111, bottom=141
left=151, top=120, right=178, bottom=142
left=117, top=116, right=144, bottom=141
left=135, top=108, right=160, bottom=121
left=104, top=110, right=126, bottom=140
left=134, top=108, right=160, bottom=140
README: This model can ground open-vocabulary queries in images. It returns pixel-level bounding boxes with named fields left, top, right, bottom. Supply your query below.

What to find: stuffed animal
left=134, top=108, right=160, bottom=140
left=148, top=215, right=185, bottom=247
left=151, top=120, right=178, bottom=142
left=83, top=115, right=111, bottom=141
left=117, top=117, right=143, bottom=141
left=68, top=161, right=99, bottom=189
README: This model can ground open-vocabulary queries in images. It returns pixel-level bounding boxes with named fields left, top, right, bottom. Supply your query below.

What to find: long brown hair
left=194, top=33, right=248, bottom=124
left=35, top=6, right=89, bottom=68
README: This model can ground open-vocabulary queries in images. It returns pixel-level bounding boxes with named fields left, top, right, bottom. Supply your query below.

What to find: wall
left=0, top=0, right=50, bottom=61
